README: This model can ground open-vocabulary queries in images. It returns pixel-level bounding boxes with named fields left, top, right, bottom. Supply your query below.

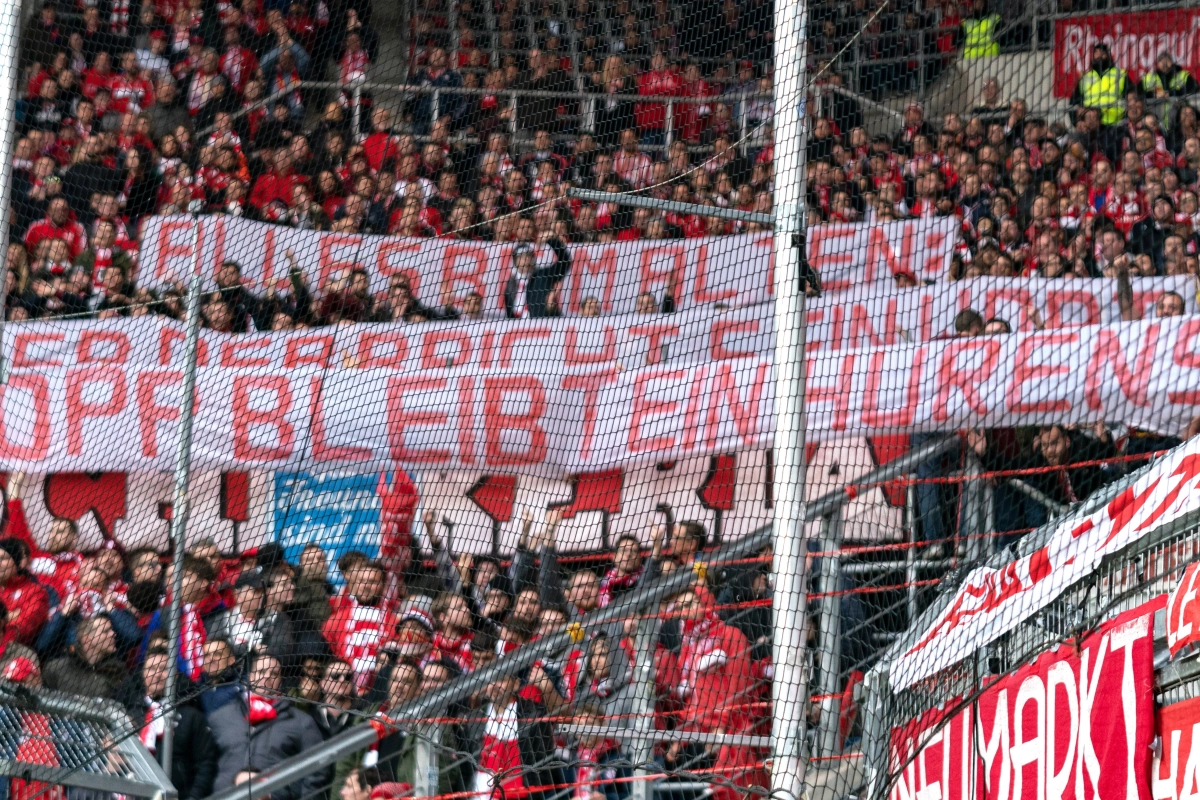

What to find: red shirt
left=24, top=217, right=88, bottom=259
left=110, top=74, right=154, bottom=113
left=362, top=131, right=398, bottom=172
left=81, top=68, right=115, bottom=100
left=635, top=68, right=683, bottom=131
left=249, top=169, right=308, bottom=210
left=677, top=79, right=716, bottom=143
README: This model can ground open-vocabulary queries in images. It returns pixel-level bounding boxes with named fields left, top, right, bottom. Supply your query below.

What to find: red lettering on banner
left=680, top=366, right=708, bottom=452
left=498, top=328, right=552, bottom=367
left=865, top=223, right=914, bottom=283
left=65, top=366, right=129, bottom=456
left=630, top=323, right=680, bottom=366
left=629, top=368, right=686, bottom=454
left=562, top=369, right=620, bottom=460
left=259, top=227, right=277, bottom=290
left=283, top=334, right=333, bottom=369
left=694, top=244, right=737, bottom=305
left=1166, top=563, right=1200, bottom=656
left=710, top=320, right=760, bottom=360
left=205, top=216, right=227, bottom=279
left=385, top=376, right=452, bottom=463
left=76, top=331, right=130, bottom=365
left=1153, top=696, right=1200, bottom=800
left=1169, top=319, right=1200, bottom=404
left=638, top=244, right=685, bottom=298
left=12, top=332, right=65, bottom=368
left=310, top=377, right=372, bottom=462
left=920, top=230, right=948, bottom=278
left=565, top=327, right=617, bottom=364
left=479, top=331, right=496, bottom=369
left=441, top=243, right=488, bottom=306
left=0, top=375, right=51, bottom=461
left=357, top=332, right=409, bottom=369
left=1045, top=290, right=1101, bottom=328
left=829, top=306, right=845, bottom=351
left=1085, top=325, right=1160, bottom=411
left=807, top=225, right=854, bottom=291
left=985, top=288, right=1033, bottom=328
left=152, top=218, right=193, bottom=281
left=848, top=303, right=890, bottom=349
left=318, top=233, right=364, bottom=290
left=704, top=362, right=769, bottom=449
left=457, top=376, right=476, bottom=465
left=932, top=340, right=1001, bottom=421
left=483, top=377, right=547, bottom=466
left=377, top=239, right=424, bottom=297
left=862, top=349, right=924, bottom=427
left=569, top=246, right=617, bottom=312
left=221, top=337, right=273, bottom=369
left=231, top=375, right=295, bottom=461
left=919, top=295, right=934, bottom=341
left=157, top=327, right=210, bottom=366
left=420, top=330, right=473, bottom=370
left=807, top=353, right=857, bottom=431
left=135, top=370, right=182, bottom=458
left=1007, top=332, right=1076, bottom=413
left=805, top=309, right=825, bottom=353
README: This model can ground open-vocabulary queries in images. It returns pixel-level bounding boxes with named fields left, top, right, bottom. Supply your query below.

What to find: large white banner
left=891, top=432, right=1200, bottom=690
left=136, top=216, right=960, bottom=311
left=10, top=311, right=1200, bottom=474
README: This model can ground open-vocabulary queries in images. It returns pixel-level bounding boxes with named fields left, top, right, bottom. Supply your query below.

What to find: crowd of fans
left=0, top=468, right=779, bottom=800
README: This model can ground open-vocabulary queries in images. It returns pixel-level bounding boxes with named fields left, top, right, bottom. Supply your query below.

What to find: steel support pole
left=770, top=0, right=810, bottom=786
left=160, top=217, right=206, bottom=777
left=0, top=0, right=23, bottom=385
left=413, top=724, right=441, bottom=797
left=815, top=509, right=844, bottom=759
left=629, top=615, right=660, bottom=800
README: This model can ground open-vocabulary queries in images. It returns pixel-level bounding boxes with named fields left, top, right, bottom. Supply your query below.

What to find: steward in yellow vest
left=962, top=0, right=1000, bottom=58
left=1070, top=42, right=1129, bottom=125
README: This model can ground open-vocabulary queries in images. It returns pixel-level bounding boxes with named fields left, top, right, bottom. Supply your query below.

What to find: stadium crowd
left=0, top=469, right=778, bottom=800
left=5, top=0, right=1200, bottom=796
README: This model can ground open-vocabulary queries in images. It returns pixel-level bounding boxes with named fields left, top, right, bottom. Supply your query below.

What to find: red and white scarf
left=141, top=698, right=165, bottom=752
left=181, top=603, right=205, bottom=681
left=475, top=701, right=523, bottom=799
left=333, top=596, right=388, bottom=686
left=598, top=566, right=641, bottom=608
left=432, top=630, right=473, bottom=673
left=573, top=740, right=618, bottom=800
left=678, top=614, right=725, bottom=700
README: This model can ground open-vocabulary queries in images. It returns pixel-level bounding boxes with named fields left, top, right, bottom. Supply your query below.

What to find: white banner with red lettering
left=136, top=215, right=959, bottom=309
left=13, top=311, right=1200, bottom=475
left=1053, top=8, right=1200, bottom=98
left=890, top=598, right=1160, bottom=800
left=891, top=423, right=1200, bottom=689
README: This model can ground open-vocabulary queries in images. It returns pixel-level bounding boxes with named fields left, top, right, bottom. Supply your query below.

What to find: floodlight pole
left=769, top=0, right=812, bottom=794
left=161, top=216, right=206, bottom=777
left=0, top=0, right=23, bottom=384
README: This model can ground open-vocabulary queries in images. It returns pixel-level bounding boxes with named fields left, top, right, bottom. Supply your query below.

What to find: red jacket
left=81, top=68, right=114, bottom=100
left=110, top=74, right=155, bottom=113
left=635, top=68, right=682, bottom=131
left=362, top=132, right=399, bottom=172
left=677, top=79, right=716, bottom=143
left=220, top=46, right=259, bottom=95
left=677, top=612, right=754, bottom=733
left=249, top=169, right=308, bottom=210
left=24, top=217, right=88, bottom=259
left=1, top=575, right=49, bottom=646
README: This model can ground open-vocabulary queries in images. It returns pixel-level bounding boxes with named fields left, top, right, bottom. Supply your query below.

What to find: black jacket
left=118, top=682, right=218, bottom=800
left=503, top=238, right=571, bottom=319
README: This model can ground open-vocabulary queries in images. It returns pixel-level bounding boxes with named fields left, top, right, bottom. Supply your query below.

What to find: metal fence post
left=509, top=91, right=518, bottom=137
left=351, top=81, right=363, bottom=142
left=960, top=453, right=986, bottom=563
left=0, top=0, right=22, bottom=385
left=665, top=100, right=674, bottom=151
left=815, top=507, right=844, bottom=759
left=159, top=214, right=207, bottom=777
left=905, top=479, right=918, bottom=626
left=432, top=89, right=441, bottom=132
left=413, top=723, right=441, bottom=797
left=629, top=614, right=660, bottom=800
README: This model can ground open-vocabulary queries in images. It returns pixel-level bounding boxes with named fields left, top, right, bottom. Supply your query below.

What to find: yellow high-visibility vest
left=962, top=15, right=1000, bottom=58
left=1142, top=68, right=1192, bottom=95
left=1079, top=67, right=1128, bottom=124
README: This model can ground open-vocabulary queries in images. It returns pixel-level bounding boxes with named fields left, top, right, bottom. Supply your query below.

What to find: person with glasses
left=313, top=659, right=371, bottom=799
